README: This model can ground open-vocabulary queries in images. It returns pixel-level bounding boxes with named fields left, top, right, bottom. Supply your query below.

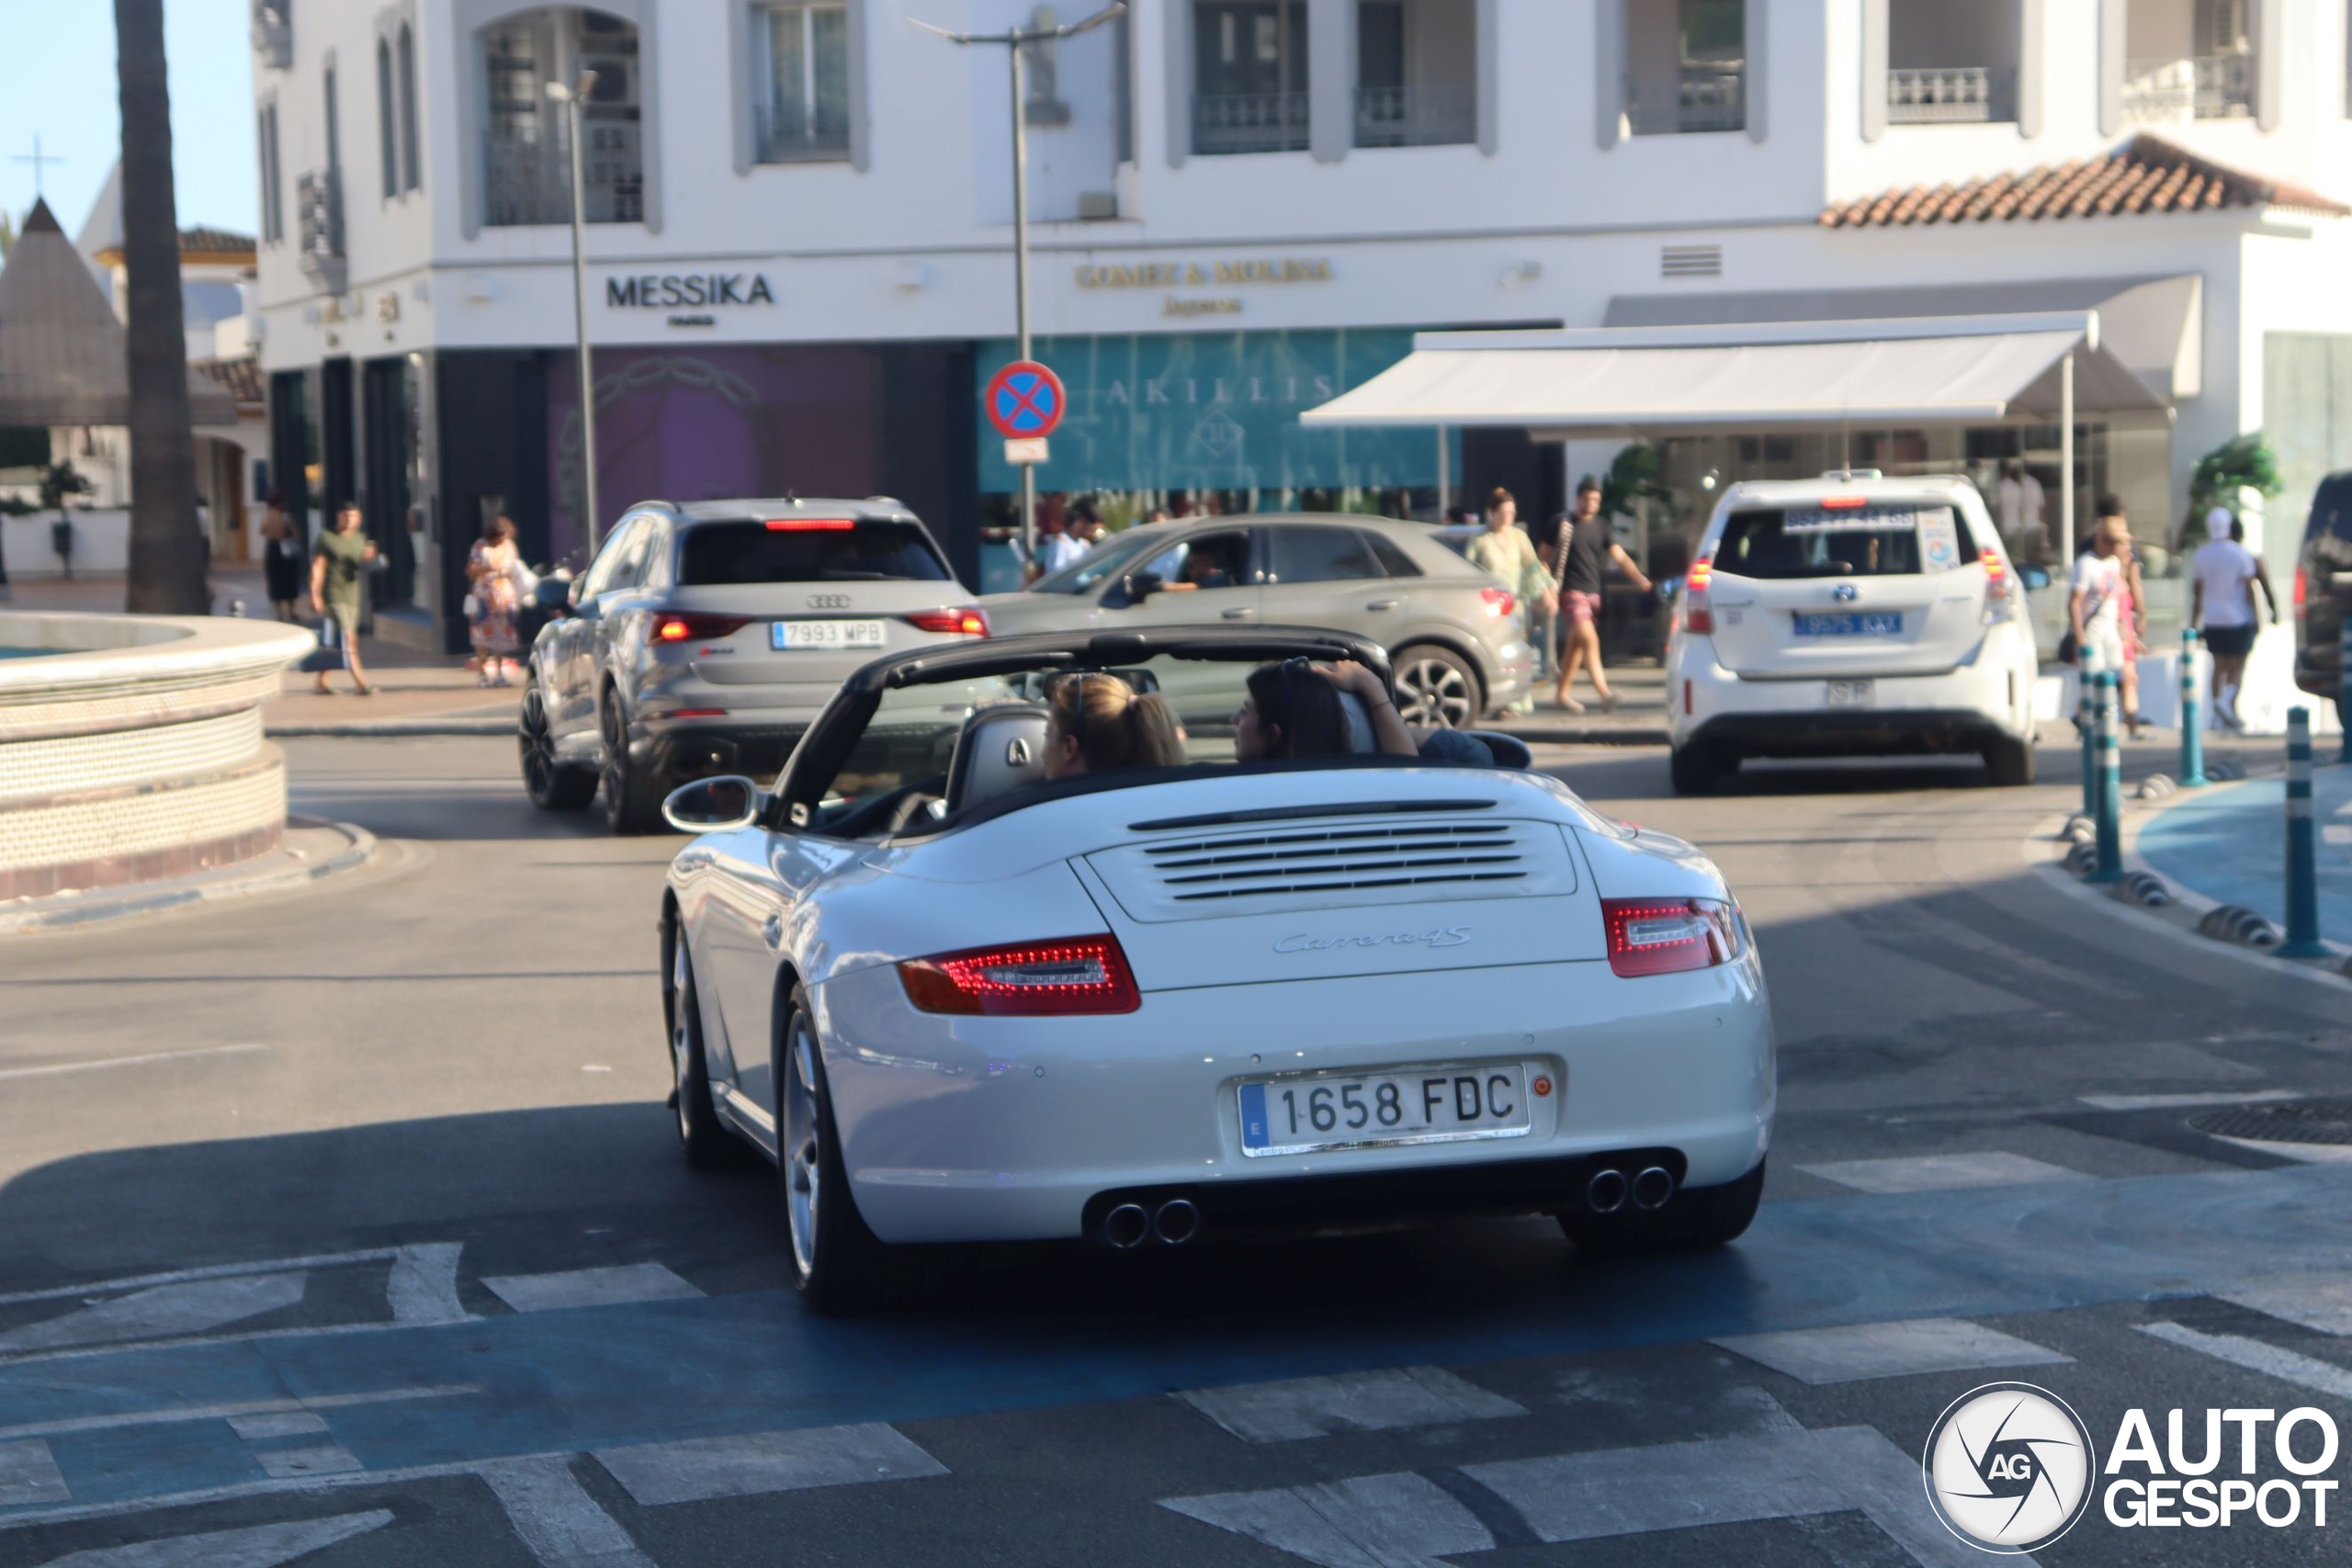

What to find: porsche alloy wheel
left=669, top=939, right=729, bottom=1168
left=780, top=988, right=888, bottom=1313
left=1393, top=646, right=1478, bottom=729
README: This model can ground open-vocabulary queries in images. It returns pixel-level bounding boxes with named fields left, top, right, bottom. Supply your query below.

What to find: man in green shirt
left=309, top=502, right=379, bottom=694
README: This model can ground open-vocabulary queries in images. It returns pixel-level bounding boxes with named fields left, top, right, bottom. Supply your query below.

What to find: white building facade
left=248, top=0, right=2352, bottom=649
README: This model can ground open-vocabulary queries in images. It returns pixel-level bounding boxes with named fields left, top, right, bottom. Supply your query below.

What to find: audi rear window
left=678, top=521, right=952, bottom=584
left=1714, top=504, right=1977, bottom=580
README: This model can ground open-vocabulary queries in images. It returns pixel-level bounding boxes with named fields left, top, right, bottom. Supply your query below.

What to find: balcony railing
left=1626, top=68, right=1745, bottom=135
left=754, top=101, right=852, bottom=164
left=1887, top=65, right=2016, bottom=124
left=1191, top=90, right=1310, bottom=155
left=482, top=123, right=644, bottom=226
left=295, top=167, right=344, bottom=295
left=2122, top=53, right=2255, bottom=122
left=1353, top=82, right=1476, bottom=148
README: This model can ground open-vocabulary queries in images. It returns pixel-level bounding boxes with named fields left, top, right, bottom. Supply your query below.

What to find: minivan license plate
left=773, top=620, right=887, bottom=651
left=1826, top=680, right=1875, bottom=707
left=1793, top=612, right=1902, bottom=637
left=1238, top=1064, right=1532, bottom=1156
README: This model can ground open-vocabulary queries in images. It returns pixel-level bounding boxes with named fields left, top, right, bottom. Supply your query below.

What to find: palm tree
left=115, top=0, right=209, bottom=614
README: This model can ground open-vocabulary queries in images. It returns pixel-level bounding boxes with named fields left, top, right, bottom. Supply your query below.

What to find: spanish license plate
left=1826, top=679, right=1875, bottom=707
left=1793, top=612, right=1903, bottom=637
left=1238, top=1063, right=1533, bottom=1156
left=772, top=619, right=887, bottom=651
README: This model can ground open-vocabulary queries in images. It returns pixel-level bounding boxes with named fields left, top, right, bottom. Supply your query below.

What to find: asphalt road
left=3, top=735, right=2350, bottom=1566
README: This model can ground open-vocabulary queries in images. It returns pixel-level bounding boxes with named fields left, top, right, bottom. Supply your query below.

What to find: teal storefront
left=975, top=327, right=1456, bottom=503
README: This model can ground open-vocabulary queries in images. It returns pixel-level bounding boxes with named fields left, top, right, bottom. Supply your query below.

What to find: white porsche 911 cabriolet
left=658, top=626, right=1774, bottom=1311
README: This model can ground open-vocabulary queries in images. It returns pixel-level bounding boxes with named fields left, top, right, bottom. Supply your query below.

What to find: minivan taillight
left=654, top=614, right=751, bottom=643
left=1684, top=556, right=1714, bottom=635
left=899, top=935, right=1140, bottom=1015
left=2294, top=565, right=2308, bottom=620
left=1602, top=897, right=1741, bottom=977
left=905, top=607, right=990, bottom=637
left=1982, top=549, right=2014, bottom=620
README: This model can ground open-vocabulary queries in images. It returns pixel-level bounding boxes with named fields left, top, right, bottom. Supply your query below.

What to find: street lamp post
left=916, top=4, right=1124, bottom=569
left=547, top=71, right=603, bottom=556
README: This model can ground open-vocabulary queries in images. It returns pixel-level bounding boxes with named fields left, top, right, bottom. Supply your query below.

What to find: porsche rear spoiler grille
left=1140, top=820, right=1528, bottom=903
left=1129, top=798, right=1497, bottom=832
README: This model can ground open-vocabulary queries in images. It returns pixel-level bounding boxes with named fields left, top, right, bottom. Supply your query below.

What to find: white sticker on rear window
left=1783, top=506, right=1918, bottom=534
left=1917, top=506, right=1961, bottom=572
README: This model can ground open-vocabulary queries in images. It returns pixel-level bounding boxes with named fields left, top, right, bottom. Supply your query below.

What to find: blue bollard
left=2179, top=628, right=2208, bottom=787
left=2280, top=707, right=2327, bottom=956
left=2079, top=643, right=2101, bottom=821
left=2091, top=668, right=2124, bottom=883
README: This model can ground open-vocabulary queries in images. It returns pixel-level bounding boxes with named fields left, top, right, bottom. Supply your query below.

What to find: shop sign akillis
left=1073, top=256, right=1335, bottom=318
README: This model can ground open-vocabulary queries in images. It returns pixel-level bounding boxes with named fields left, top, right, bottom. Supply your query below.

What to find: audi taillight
left=1602, top=897, right=1742, bottom=978
left=905, top=607, right=990, bottom=637
left=1479, top=586, right=1516, bottom=620
left=899, top=935, right=1140, bottom=1016
left=653, top=614, right=751, bottom=643
left=1684, top=555, right=1714, bottom=635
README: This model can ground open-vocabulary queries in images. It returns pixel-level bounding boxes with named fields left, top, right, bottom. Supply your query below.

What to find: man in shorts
left=1553, top=478, right=1652, bottom=713
left=2190, top=507, right=2278, bottom=729
left=309, top=501, right=379, bottom=695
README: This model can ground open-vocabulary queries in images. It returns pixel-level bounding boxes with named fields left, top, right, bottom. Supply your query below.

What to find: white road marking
left=33, top=1510, right=391, bottom=1568
left=0, top=1044, right=266, bottom=1083
left=2140, top=1321, right=2352, bottom=1398
left=1178, top=1367, right=1526, bottom=1444
left=1797, top=1151, right=2089, bottom=1194
left=0, top=1382, right=479, bottom=1444
left=1464, top=1427, right=1988, bottom=1566
left=1713, top=1317, right=2072, bottom=1385
left=594, top=1423, right=947, bottom=1506
left=481, top=1264, right=703, bottom=1314
left=0, top=1438, right=70, bottom=1506
left=253, top=1445, right=361, bottom=1480
left=2220, top=1273, right=2352, bottom=1337
left=481, top=1454, right=656, bottom=1568
left=2078, top=1089, right=2305, bottom=1111
left=0, top=1247, right=402, bottom=1310
left=0, top=1274, right=306, bottom=1354
left=386, top=1243, right=471, bottom=1325
left=1162, top=1472, right=1493, bottom=1568
left=227, top=1412, right=328, bottom=1439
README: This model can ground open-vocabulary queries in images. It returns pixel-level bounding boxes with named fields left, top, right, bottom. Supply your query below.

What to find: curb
left=268, top=716, right=514, bottom=738
left=1492, top=724, right=1671, bottom=747
left=0, top=816, right=381, bottom=935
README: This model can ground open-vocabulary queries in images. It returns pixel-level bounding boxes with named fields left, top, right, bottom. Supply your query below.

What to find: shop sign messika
left=605, top=272, right=778, bottom=327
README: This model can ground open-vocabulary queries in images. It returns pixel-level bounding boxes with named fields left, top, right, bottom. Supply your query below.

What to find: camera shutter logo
left=1922, top=1382, right=2097, bottom=1554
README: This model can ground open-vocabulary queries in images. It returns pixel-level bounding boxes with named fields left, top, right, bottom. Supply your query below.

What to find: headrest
left=944, top=705, right=1052, bottom=815
left=1331, top=689, right=1380, bottom=753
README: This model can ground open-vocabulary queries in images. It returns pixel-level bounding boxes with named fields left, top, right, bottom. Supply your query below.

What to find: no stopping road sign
left=986, top=360, right=1065, bottom=440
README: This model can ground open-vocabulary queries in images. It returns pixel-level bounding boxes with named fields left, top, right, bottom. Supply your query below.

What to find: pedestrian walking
left=2189, top=507, right=2279, bottom=730
left=257, top=491, right=303, bottom=622
left=1997, top=458, right=2046, bottom=560
left=2068, top=516, right=2133, bottom=730
left=309, top=501, right=378, bottom=696
left=1552, top=478, right=1653, bottom=714
left=1464, top=489, right=1551, bottom=714
left=2098, top=496, right=2149, bottom=738
left=467, top=514, right=524, bottom=687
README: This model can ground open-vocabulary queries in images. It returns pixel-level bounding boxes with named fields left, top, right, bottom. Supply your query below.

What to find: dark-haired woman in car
left=1233, top=660, right=1419, bottom=761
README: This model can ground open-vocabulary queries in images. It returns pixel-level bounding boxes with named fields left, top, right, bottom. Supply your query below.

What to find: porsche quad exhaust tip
left=1102, top=1203, right=1149, bottom=1250
left=1585, top=1168, right=1630, bottom=1214
left=1151, top=1199, right=1200, bottom=1247
left=1633, top=1166, right=1677, bottom=1211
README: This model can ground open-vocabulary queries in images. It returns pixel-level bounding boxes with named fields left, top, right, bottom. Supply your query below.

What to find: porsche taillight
left=1684, top=556, right=1714, bottom=635
left=1601, top=897, right=1741, bottom=978
left=899, top=935, right=1141, bottom=1016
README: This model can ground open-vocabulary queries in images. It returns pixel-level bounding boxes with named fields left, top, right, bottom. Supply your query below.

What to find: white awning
left=1298, top=312, right=2170, bottom=438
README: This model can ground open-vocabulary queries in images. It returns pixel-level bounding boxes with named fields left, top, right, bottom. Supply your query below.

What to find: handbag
left=298, top=615, right=346, bottom=673
left=461, top=592, right=481, bottom=622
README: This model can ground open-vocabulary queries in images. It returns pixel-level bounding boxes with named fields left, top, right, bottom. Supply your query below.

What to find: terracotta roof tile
left=196, top=355, right=264, bottom=408
left=1820, top=134, right=2348, bottom=228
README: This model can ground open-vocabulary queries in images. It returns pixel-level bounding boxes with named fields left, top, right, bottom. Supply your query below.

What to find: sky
left=1, top=0, right=258, bottom=243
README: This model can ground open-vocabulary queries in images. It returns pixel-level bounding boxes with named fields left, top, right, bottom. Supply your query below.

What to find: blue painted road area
left=2139, top=763, right=2352, bottom=943
left=11, top=1161, right=2352, bottom=1521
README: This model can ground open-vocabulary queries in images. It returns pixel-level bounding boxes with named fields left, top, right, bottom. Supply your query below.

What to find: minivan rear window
left=1714, top=504, right=1976, bottom=580
left=678, top=520, right=951, bottom=584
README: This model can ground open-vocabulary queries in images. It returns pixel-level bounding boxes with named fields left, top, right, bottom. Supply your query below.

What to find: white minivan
left=1664, top=471, right=2040, bottom=795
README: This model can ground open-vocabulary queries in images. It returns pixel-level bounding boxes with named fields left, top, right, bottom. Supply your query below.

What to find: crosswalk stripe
left=1177, top=1367, right=1526, bottom=1444
left=2220, top=1273, right=2352, bottom=1337
left=481, top=1264, right=702, bottom=1314
left=0, top=1438, right=69, bottom=1507
left=2140, top=1322, right=2352, bottom=1399
left=0, top=1274, right=307, bottom=1354
left=1162, top=1471, right=1493, bottom=1568
left=32, top=1510, right=392, bottom=1568
left=254, top=1446, right=362, bottom=1480
left=1798, top=1151, right=2088, bottom=1194
left=1713, top=1317, right=2072, bottom=1385
left=481, top=1455, right=655, bottom=1568
left=594, top=1424, right=946, bottom=1506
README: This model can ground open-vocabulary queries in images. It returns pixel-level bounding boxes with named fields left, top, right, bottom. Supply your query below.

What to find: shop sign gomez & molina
left=1074, top=255, right=1335, bottom=318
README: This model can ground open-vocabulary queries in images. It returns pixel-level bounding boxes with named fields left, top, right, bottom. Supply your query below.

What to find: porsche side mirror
left=662, top=774, right=762, bottom=834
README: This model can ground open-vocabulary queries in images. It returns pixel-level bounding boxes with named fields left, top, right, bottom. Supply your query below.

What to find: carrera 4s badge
left=1273, top=925, right=1473, bottom=954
